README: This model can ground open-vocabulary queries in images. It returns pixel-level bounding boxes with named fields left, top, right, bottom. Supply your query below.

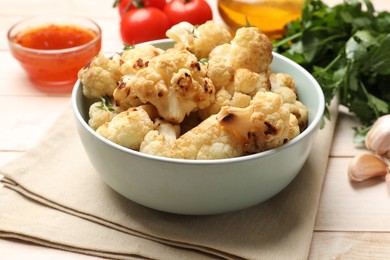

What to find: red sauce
left=14, top=24, right=96, bottom=50
left=10, top=24, right=101, bottom=92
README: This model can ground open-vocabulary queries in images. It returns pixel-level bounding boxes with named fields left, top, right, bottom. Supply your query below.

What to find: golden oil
left=217, top=0, right=303, bottom=40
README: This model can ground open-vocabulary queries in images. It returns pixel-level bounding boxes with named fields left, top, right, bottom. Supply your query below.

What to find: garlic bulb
left=348, top=153, right=389, bottom=182
left=366, top=114, right=390, bottom=159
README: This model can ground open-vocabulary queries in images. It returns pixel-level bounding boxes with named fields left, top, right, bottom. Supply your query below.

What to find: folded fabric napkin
left=0, top=101, right=338, bottom=260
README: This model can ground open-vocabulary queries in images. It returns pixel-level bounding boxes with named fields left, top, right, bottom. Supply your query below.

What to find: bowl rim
left=72, top=39, right=325, bottom=165
left=7, top=14, right=102, bottom=55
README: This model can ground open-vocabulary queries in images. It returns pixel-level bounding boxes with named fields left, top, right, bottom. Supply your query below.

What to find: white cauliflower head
left=209, top=27, right=273, bottom=73
left=96, top=106, right=154, bottom=150
left=78, top=53, right=122, bottom=99
left=119, top=49, right=216, bottom=123
left=166, top=21, right=232, bottom=58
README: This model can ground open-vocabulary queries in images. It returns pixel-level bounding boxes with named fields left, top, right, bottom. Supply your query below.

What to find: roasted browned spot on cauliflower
left=78, top=53, right=122, bottom=99
left=120, top=45, right=164, bottom=75
left=96, top=106, right=154, bottom=150
left=217, top=91, right=291, bottom=153
left=270, top=73, right=308, bottom=132
left=115, top=48, right=215, bottom=123
left=166, top=21, right=232, bottom=59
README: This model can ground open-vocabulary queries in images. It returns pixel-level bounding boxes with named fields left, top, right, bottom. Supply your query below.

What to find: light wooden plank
left=0, top=0, right=117, bottom=19
left=309, top=231, right=390, bottom=259
left=315, top=157, right=390, bottom=231
left=330, top=110, right=367, bottom=157
left=0, top=96, right=70, bottom=151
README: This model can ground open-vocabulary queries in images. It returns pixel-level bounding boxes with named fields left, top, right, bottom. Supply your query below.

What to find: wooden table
left=1, top=0, right=389, bottom=259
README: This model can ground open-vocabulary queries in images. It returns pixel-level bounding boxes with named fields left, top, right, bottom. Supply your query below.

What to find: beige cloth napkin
left=0, top=100, right=338, bottom=260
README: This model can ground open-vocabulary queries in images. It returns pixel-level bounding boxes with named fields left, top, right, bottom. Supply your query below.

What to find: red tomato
left=120, top=7, right=171, bottom=44
left=163, top=0, right=213, bottom=26
left=116, top=0, right=166, bottom=17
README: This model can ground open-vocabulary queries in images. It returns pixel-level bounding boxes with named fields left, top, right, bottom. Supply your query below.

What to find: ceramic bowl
left=72, top=39, right=324, bottom=215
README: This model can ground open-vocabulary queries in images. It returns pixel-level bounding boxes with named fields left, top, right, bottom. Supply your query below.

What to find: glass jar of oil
left=217, top=0, right=303, bottom=40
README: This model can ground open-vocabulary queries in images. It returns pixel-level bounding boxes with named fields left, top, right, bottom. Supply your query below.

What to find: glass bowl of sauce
left=7, top=15, right=101, bottom=93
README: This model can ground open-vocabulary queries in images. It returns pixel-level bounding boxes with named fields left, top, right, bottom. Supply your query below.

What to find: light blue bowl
left=72, top=39, right=324, bottom=215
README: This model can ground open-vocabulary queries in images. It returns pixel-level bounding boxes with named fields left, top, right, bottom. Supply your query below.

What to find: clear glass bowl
left=7, top=15, right=102, bottom=93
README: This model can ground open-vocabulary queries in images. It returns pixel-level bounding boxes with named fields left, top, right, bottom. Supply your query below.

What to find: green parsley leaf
left=96, top=96, right=115, bottom=112
left=273, top=0, right=390, bottom=139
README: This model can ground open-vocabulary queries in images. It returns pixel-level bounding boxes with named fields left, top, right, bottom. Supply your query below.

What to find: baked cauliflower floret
left=166, top=21, right=232, bottom=58
left=120, top=45, right=164, bottom=75
left=206, top=55, right=235, bottom=92
left=209, top=27, right=273, bottom=73
left=234, top=69, right=270, bottom=95
left=199, top=69, right=270, bottom=120
left=78, top=53, right=121, bottom=99
left=113, top=76, right=143, bottom=110
left=96, top=106, right=154, bottom=150
left=88, top=96, right=122, bottom=130
left=270, top=73, right=308, bottom=131
left=288, top=114, right=300, bottom=141
left=198, top=88, right=231, bottom=120
left=217, top=91, right=291, bottom=153
left=140, top=119, right=180, bottom=157
left=120, top=49, right=215, bottom=123
left=171, top=115, right=244, bottom=159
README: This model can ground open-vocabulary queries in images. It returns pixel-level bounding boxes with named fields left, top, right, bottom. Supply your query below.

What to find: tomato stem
left=113, top=0, right=120, bottom=8
left=132, top=0, right=145, bottom=8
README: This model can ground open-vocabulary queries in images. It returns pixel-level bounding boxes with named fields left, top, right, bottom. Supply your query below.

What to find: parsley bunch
left=273, top=0, right=390, bottom=138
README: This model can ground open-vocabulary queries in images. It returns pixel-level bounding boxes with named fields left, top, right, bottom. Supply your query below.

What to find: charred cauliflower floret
left=209, top=27, right=273, bottom=73
left=166, top=21, right=232, bottom=58
left=78, top=53, right=122, bottom=98
left=88, top=96, right=122, bottom=130
left=113, top=75, right=143, bottom=110
left=270, top=73, right=308, bottom=132
left=120, top=45, right=164, bottom=75
left=171, top=115, right=244, bottom=159
left=217, top=91, right=291, bottom=153
left=118, top=49, right=215, bottom=123
left=96, top=106, right=154, bottom=150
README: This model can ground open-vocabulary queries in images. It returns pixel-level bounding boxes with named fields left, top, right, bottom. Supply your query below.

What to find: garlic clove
left=348, top=153, right=389, bottom=182
left=365, top=114, right=390, bottom=159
